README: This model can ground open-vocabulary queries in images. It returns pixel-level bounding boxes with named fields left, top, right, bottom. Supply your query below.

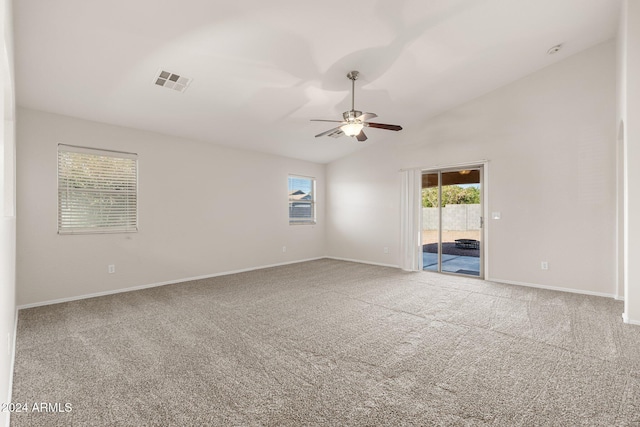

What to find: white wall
left=327, top=41, right=617, bottom=296
left=0, top=0, right=15, bottom=425
left=619, top=1, right=640, bottom=323
left=16, top=108, right=325, bottom=306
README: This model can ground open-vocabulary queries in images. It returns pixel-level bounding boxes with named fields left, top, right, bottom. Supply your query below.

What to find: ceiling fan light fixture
left=341, top=122, right=364, bottom=136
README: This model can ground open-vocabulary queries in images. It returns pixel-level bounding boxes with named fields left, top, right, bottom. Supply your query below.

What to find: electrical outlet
left=108, top=264, right=115, bottom=274
left=541, top=261, right=548, bottom=270
left=384, top=247, right=389, bottom=254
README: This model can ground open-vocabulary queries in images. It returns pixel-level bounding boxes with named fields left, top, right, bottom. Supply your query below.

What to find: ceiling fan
left=311, top=70, right=402, bottom=142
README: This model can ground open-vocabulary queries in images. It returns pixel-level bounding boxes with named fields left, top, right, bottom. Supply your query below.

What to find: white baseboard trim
left=325, top=256, right=399, bottom=269
left=18, top=257, right=623, bottom=311
left=487, top=277, right=619, bottom=300
left=615, top=295, right=625, bottom=301
left=622, top=313, right=640, bottom=326
left=17, top=257, right=325, bottom=310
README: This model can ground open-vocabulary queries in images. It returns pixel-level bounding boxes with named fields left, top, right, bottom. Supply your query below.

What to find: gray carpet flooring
left=11, top=259, right=640, bottom=426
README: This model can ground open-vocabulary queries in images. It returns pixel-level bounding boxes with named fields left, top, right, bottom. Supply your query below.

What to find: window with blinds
left=58, top=144, right=138, bottom=234
left=288, top=175, right=316, bottom=225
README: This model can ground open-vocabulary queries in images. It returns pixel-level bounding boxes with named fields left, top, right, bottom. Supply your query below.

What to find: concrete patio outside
left=422, top=230, right=481, bottom=276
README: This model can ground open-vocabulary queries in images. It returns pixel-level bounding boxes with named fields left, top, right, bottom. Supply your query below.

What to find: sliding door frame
left=421, top=161, right=489, bottom=279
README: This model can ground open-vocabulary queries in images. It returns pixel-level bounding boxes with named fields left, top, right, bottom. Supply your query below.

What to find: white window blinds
left=58, top=144, right=138, bottom=234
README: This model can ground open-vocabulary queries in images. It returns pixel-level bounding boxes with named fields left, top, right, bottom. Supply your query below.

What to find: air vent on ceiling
left=154, top=70, right=192, bottom=93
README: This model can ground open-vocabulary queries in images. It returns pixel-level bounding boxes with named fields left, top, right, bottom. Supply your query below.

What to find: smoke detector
left=154, top=70, right=192, bottom=93
left=547, top=44, right=562, bottom=55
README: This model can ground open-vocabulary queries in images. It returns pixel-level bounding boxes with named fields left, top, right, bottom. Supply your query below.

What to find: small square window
left=288, top=175, right=316, bottom=225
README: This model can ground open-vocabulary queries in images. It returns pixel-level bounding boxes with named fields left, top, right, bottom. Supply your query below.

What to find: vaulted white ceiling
left=14, top=0, right=620, bottom=163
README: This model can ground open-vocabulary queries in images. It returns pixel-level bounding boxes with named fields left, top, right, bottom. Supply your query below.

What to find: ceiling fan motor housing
left=343, top=110, right=362, bottom=122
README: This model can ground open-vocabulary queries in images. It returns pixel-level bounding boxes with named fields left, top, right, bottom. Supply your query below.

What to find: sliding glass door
left=421, top=167, right=483, bottom=277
